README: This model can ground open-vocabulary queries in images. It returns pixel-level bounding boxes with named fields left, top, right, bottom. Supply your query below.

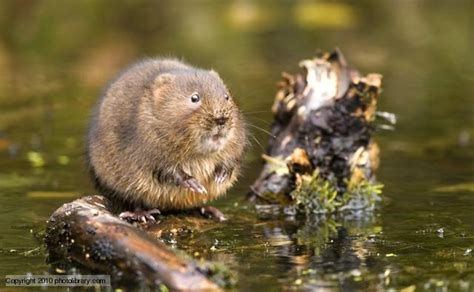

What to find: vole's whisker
left=242, top=110, right=273, bottom=115
left=246, top=116, right=272, bottom=126
left=247, top=123, right=276, bottom=138
left=248, top=132, right=265, bottom=150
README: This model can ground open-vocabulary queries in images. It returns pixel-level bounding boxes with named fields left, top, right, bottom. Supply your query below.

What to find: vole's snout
left=214, top=116, right=228, bottom=126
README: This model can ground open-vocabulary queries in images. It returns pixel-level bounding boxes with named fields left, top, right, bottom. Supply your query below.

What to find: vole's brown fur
left=86, top=59, right=246, bottom=211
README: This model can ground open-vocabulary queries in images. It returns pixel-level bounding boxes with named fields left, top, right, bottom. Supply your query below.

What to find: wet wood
left=45, top=195, right=220, bottom=290
left=250, top=49, right=391, bottom=204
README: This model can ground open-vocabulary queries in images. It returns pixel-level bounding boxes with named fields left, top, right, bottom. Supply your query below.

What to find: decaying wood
left=45, top=195, right=220, bottom=290
left=250, top=49, right=392, bottom=211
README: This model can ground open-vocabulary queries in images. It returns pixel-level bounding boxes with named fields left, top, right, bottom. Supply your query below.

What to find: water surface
left=0, top=1, right=473, bottom=290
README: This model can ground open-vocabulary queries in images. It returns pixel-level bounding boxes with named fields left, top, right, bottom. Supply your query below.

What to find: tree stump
left=249, top=49, right=394, bottom=214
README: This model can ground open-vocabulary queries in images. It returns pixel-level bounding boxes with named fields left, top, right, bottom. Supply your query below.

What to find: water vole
left=86, top=58, right=246, bottom=215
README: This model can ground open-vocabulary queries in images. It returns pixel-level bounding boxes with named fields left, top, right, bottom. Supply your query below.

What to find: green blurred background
left=0, top=0, right=472, bottom=290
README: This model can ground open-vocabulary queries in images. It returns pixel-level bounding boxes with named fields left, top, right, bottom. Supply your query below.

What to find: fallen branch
left=45, top=195, right=222, bottom=290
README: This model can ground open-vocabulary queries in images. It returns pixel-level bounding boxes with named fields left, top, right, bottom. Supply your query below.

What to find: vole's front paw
left=214, top=165, right=232, bottom=183
left=183, top=177, right=207, bottom=194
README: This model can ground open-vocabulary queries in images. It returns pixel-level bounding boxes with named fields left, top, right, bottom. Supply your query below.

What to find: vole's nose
left=214, top=116, right=228, bottom=126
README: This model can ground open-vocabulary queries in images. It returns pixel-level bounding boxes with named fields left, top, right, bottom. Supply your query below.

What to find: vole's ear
left=153, top=73, right=174, bottom=88
left=209, top=69, right=220, bottom=78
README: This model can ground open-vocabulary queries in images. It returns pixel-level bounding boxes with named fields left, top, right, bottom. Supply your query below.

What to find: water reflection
left=254, top=208, right=385, bottom=290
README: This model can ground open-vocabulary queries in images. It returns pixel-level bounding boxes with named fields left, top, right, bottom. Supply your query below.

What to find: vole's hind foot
left=199, top=206, right=227, bottom=222
left=182, top=177, right=207, bottom=194
left=119, top=208, right=161, bottom=224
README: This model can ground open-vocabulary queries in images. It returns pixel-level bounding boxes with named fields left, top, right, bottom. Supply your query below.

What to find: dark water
left=0, top=0, right=473, bottom=290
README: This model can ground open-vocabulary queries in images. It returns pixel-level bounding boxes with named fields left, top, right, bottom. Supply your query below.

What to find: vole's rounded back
left=87, top=58, right=246, bottom=210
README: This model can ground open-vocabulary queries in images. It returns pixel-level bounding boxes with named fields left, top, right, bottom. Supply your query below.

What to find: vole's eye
left=190, top=93, right=200, bottom=103
left=224, top=94, right=230, bottom=101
